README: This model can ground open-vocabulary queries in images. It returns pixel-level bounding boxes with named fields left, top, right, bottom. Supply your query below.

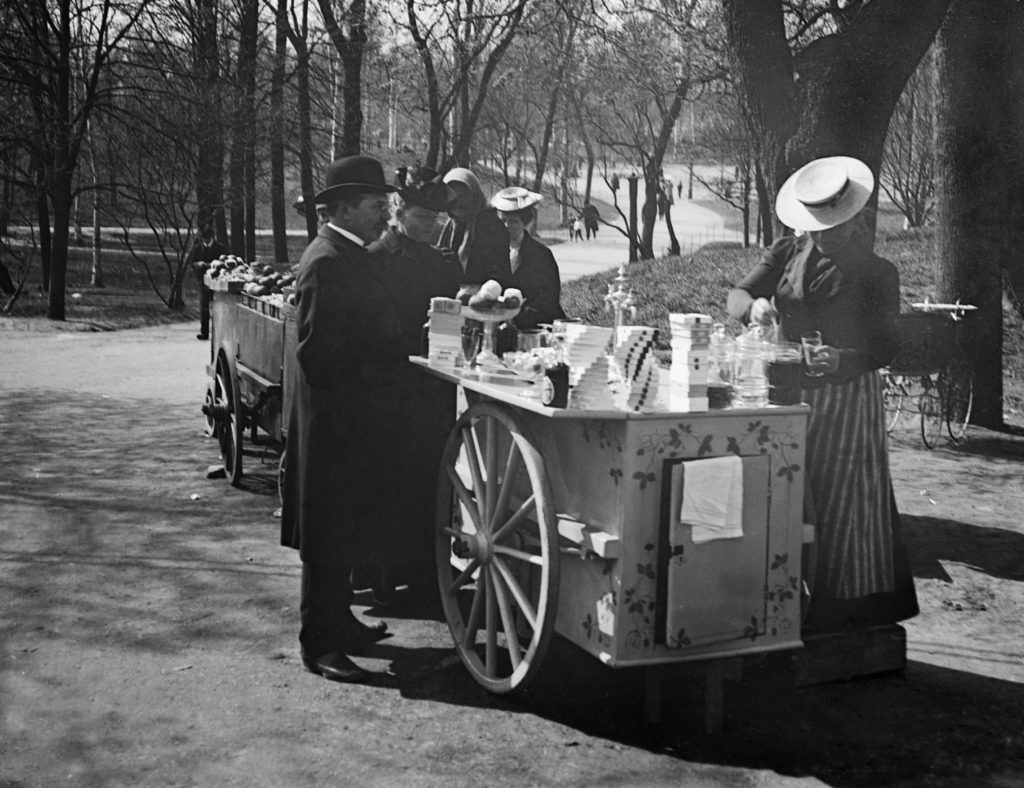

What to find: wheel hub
left=452, top=531, right=493, bottom=563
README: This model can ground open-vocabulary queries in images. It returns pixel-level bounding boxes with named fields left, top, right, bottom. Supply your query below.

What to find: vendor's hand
left=806, top=345, right=841, bottom=375
left=748, top=297, right=779, bottom=327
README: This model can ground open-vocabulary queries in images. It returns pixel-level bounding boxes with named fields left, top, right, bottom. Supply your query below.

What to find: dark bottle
left=542, top=362, right=570, bottom=408
left=420, top=320, right=430, bottom=357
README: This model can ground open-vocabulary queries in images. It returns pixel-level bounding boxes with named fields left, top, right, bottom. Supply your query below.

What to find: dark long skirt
left=802, top=371, right=919, bottom=632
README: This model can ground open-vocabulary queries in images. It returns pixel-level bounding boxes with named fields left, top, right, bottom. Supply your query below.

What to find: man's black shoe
left=345, top=618, right=389, bottom=655
left=196, top=334, right=209, bottom=341
left=301, top=651, right=371, bottom=683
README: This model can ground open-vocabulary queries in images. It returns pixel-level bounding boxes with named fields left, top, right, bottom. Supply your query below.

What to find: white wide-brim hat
left=491, top=186, right=542, bottom=213
left=775, top=156, right=874, bottom=232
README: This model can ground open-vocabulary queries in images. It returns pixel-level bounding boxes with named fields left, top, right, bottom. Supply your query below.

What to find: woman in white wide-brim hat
left=491, top=186, right=567, bottom=330
left=727, top=155, right=919, bottom=634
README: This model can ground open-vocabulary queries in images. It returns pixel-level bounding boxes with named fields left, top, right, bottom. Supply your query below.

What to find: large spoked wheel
left=919, top=374, right=944, bottom=450
left=435, top=402, right=560, bottom=695
left=214, top=354, right=244, bottom=485
left=882, top=371, right=906, bottom=434
left=202, top=380, right=217, bottom=437
left=944, top=360, right=973, bottom=444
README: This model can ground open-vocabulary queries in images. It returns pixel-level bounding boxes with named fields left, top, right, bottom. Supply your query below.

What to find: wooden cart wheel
left=882, top=371, right=905, bottom=434
left=202, top=380, right=217, bottom=437
left=919, top=374, right=944, bottom=450
left=214, top=354, right=244, bottom=485
left=943, top=360, right=973, bottom=444
left=435, top=401, right=559, bottom=695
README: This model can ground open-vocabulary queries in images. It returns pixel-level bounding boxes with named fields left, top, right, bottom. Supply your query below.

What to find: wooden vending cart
left=412, top=358, right=811, bottom=729
left=202, top=277, right=296, bottom=487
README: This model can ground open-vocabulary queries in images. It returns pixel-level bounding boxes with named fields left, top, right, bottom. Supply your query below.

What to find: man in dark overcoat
left=280, top=155, right=404, bottom=683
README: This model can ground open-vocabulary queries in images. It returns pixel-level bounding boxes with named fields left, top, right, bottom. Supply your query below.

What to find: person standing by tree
left=280, top=155, right=401, bottom=683
left=727, top=156, right=918, bottom=634
left=189, top=226, right=226, bottom=340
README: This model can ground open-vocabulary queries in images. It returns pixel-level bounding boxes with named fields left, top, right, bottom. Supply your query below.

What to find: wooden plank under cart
left=411, top=356, right=811, bottom=732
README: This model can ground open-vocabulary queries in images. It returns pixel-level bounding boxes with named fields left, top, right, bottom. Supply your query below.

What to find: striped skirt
left=804, top=371, right=897, bottom=599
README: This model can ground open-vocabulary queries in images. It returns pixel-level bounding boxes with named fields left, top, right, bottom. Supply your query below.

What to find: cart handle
left=910, top=300, right=978, bottom=320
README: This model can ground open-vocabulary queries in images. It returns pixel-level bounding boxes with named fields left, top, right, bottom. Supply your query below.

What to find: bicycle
left=882, top=300, right=977, bottom=449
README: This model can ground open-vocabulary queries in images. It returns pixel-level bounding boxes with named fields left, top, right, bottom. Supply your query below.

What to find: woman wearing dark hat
left=280, top=154, right=404, bottom=683
left=369, top=172, right=462, bottom=600
left=727, top=155, right=918, bottom=634
left=438, top=168, right=512, bottom=287
left=491, top=186, right=566, bottom=331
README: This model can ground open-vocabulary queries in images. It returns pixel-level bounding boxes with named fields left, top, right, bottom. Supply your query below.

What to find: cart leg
left=704, top=658, right=742, bottom=735
left=643, top=665, right=664, bottom=725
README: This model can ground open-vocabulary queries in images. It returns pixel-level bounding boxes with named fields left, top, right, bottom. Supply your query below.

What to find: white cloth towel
left=680, top=456, right=744, bottom=543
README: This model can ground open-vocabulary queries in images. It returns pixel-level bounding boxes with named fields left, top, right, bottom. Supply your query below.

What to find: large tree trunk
left=934, top=0, right=1024, bottom=429
left=269, top=0, right=289, bottom=264
left=194, top=0, right=224, bottom=238
left=47, top=184, right=72, bottom=321
left=240, top=0, right=258, bottom=261
left=723, top=0, right=951, bottom=239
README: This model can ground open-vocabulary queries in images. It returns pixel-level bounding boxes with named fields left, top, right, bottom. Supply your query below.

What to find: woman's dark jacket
left=510, top=232, right=567, bottom=330
left=438, top=207, right=512, bottom=287
left=727, top=234, right=900, bottom=386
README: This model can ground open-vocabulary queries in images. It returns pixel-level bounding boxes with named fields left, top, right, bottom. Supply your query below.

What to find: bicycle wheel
left=944, top=359, right=973, bottom=443
left=882, top=371, right=906, bottom=433
left=919, top=374, right=944, bottom=449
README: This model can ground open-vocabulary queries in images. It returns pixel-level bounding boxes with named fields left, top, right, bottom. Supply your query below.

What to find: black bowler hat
left=314, top=155, right=398, bottom=204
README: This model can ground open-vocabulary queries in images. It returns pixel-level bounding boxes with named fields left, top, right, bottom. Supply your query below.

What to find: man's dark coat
left=280, top=227, right=409, bottom=565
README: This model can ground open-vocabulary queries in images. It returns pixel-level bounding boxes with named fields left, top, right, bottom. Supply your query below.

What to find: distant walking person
left=571, top=216, right=584, bottom=241
left=582, top=202, right=600, bottom=239
left=189, top=225, right=227, bottom=340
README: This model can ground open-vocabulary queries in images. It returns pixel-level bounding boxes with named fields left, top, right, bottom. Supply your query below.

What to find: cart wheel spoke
left=445, top=465, right=484, bottom=531
left=484, top=569, right=498, bottom=677
left=446, top=558, right=481, bottom=595
left=214, top=357, right=244, bottom=485
left=490, top=568, right=524, bottom=670
left=463, top=578, right=485, bottom=650
left=492, top=494, right=536, bottom=544
left=436, top=402, right=559, bottom=695
left=490, top=443, right=523, bottom=530
left=491, top=555, right=538, bottom=631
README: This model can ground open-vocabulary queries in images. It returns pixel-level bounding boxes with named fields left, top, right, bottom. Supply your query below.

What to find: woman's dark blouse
left=727, top=235, right=900, bottom=385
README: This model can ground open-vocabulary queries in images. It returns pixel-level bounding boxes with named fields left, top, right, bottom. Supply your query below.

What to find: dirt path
left=2, top=323, right=1023, bottom=787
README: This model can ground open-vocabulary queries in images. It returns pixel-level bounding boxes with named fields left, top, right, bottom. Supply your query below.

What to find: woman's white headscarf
left=443, top=168, right=488, bottom=272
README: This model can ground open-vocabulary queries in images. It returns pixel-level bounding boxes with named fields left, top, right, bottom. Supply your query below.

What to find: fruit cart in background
left=201, top=261, right=296, bottom=488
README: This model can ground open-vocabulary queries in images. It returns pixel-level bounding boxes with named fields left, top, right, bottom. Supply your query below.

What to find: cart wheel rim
left=203, top=382, right=217, bottom=437
left=882, top=372, right=905, bottom=434
left=944, top=361, right=973, bottom=443
left=215, top=356, right=243, bottom=484
left=920, top=375, right=944, bottom=449
left=435, top=402, right=559, bottom=695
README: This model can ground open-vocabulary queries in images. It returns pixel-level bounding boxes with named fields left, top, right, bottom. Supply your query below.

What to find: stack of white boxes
left=427, top=297, right=464, bottom=370
left=668, top=313, right=711, bottom=412
left=612, top=326, right=660, bottom=411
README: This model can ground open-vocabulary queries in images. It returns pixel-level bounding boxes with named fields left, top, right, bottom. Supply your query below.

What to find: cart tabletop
left=409, top=356, right=808, bottom=421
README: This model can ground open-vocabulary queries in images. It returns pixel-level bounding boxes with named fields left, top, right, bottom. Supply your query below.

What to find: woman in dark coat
left=491, top=186, right=566, bottom=331
left=370, top=175, right=462, bottom=595
left=727, top=156, right=918, bottom=634
left=437, top=168, right=512, bottom=287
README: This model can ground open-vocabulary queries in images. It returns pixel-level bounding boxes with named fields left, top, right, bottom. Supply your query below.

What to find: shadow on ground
left=2, top=390, right=1023, bottom=788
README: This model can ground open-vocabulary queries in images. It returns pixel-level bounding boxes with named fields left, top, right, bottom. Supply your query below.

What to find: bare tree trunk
left=37, top=188, right=51, bottom=293
left=241, top=0, right=257, bottom=261
left=934, top=0, right=1024, bottom=429
left=269, top=0, right=289, bottom=263
left=723, top=0, right=950, bottom=239
left=194, top=0, right=224, bottom=238
left=319, top=0, right=367, bottom=157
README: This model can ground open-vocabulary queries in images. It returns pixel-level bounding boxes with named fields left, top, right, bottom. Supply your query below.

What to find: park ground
left=1, top=309, right=1023, bottom=787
